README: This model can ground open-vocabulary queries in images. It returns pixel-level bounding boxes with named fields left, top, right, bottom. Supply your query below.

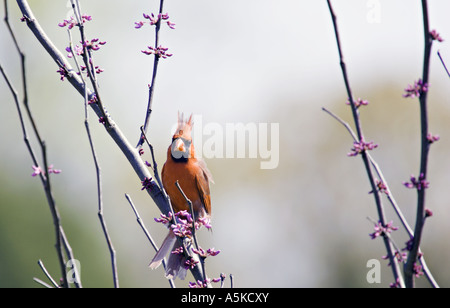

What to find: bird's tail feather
left=149, top=231, right=188, bottom=280
left=149, top=231, right=177, bottom=270
left=165, top=240, right=188, bottom=280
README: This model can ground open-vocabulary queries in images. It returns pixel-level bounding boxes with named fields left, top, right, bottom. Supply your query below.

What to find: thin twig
left=326, top=0, right=404, bottom=287
left=174, top=181, right=198, bottom=250
left=3, top=0, right=75, bottom=288
left=67, top=17, right=119, bottom=288
left=33, top=277, right=54, bottom=288
left=220, top=273, right=226, bottom=288
left=174, top=180, right=208, bottom=283
left=140, top=125, right=164, bottom=191
left=125, top=194, right=159, bottom=253
left=321, top=107, right=357, bottom=142
left=37, top=259, right=60, bottom=288
left=71, top=0, right=110, bottom=128
left=125, top=193, right=175, bottom=288
left=437, top=50, right=450, bottom=78
left=58, top=227, right=81, bottom=287
left=1, top=62, right=71, bottom=289
left=137, top=0, right=165, bottom=147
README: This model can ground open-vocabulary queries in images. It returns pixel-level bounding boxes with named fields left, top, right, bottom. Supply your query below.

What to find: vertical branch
left=326, top=0, right=404, bottom=287
left=326, top=1, right=362, bottom=141
left=68, top=8, right=119, bottom=287
left=404, top=0, right=433, bottom=288
left=137, top=0, right=164, bottom=147
left=70, top=0, right=110, bottom=128
left=140, top=125, right=165, bottom=191
left=1, top=63, right=70, bottom=288
left=85, top=92, right=119, bottom=288
left=2, top=0, right=77, bottom=287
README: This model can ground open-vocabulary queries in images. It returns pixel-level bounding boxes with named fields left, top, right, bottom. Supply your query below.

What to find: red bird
left=149, top=113, right=213, bottom=279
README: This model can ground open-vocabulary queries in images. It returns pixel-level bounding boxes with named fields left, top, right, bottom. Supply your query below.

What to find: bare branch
left=37, top=259, right=60, bottom=288
left=137, top=0, right=165, bottom=147
left=404, top=0, right=434, bottom=288
left=33, top=277, right=54, bottom=288
left=1, top=55, right=71, bottom=288
left=125, top=193, right=175, bottom=288
left=326, top=0, right=404, bottom=287
left=322, top=106, right=438, bottom=288
left=67, top=5, right=119, bottom=288
left=437, top=50, right=450, bottom=78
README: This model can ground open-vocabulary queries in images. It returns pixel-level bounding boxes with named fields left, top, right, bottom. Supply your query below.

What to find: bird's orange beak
left=174, top=138, right=186, bottom=153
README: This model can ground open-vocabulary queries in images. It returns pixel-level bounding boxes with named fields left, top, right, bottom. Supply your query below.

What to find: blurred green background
left=2, top=0, right=450, bottom=288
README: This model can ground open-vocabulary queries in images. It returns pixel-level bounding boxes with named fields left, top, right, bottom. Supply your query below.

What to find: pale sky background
left=2, top=0, right=450, bottom=287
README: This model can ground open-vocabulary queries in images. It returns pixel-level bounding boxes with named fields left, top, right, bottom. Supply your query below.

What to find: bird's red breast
left=161, top=113, right=213, bottom=220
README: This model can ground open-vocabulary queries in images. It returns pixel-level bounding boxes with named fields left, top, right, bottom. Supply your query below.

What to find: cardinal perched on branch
left=149, top=112, right=213, bottom=280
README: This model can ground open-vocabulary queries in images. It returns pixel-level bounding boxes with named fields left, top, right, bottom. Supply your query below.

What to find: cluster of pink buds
left=403, top=173, right=429, bottom=191
left=346, top=98, right=369, bottom=108
left=403, top=79, right=428, bottom=99
left=430, top=29, right=444, bottom=42
left=135, top=12, right=175, bottom=29
left=58, top=15, right=92, bottom=29
left=347, top=140, right=378, bottom=156
left=154, top=210, right=221, bottom=287
left=369, top=220, right=398, bottom=240
left=57, top=14, right=106, bottom=81
left=31, top=164, right=61, bottom=177
left=136, top=12, right=175, bottom=59
left=141, top=45, right=173, bottom=58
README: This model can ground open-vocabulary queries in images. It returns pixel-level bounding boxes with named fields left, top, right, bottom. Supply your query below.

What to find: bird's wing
left=195, top=160, right=212, bottom=215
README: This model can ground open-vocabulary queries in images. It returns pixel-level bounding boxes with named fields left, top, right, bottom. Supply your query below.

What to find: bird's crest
left=175, top=112, right=193, bottom=139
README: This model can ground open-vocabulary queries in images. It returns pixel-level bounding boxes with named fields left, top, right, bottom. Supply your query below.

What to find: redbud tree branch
left=32, top=277, right=53, bottom=288
left=322, top=108, right=438, bottom=287
left=326, top=0, right=404, bottom=287
left=2, top=0, right=83, bottom=287
left=325, top=0, right=441, bottom=288
left=15, top=0, right=206, bottom=284
left=15, top=0, right=164, bottom=215
left=175, top=181, right=208, bottom=283
left=1, top=56, right=72, bottom=289
left=125, top=193, right=175, bottom=288
left=137, top=0, right=164, bottom=148
left=437, top=51, right=450, bottom=78
left=68, top=0, right=119, bottom=288
left=36, top=259, right=59, bottom=288
left=404, top=0, right=434, bottom=288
